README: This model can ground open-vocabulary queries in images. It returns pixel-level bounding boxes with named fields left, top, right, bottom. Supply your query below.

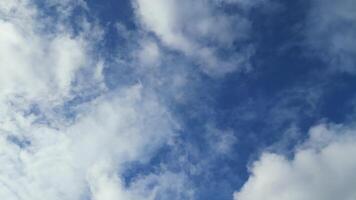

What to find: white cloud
left=132, top=0, right=257, bottom=76
left=136, top=39, right=161, bottom=67
left=130, top=170, right=194, bottom=200
left=234, top=123, right=356, bottom=200
left=0, top=85, right=178, bottom=200
left=0, top=0, right=102, bottom=107
left=0, top=1, right=187, bottom=200
left=87, top=161, right=194, bottom=200
left=306, top=0, right=356, bottom=73
left=87, top=160, right=133, bottom=200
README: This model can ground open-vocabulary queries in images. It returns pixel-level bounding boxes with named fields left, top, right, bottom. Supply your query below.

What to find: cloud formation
left=2, top=0, right=356, bottom=200
left=306, top=0, right=356, bottom=73
left=234, top=123, right=356, bottom=200
left=0, top=0, right=103, bottom=107
left=132, top=0, right=258, bottom=76
left=0, top=1, right=188, bottom=199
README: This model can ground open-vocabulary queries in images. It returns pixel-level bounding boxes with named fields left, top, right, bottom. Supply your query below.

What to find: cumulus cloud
left=0, top=0, right=103, bottom=107
left=132, top=0, right=258, bottom=76
left=234, top=123, right=356, bottom=200
left=0, top=1, right=191, bottom=200
left=306, top=0, right=356, bottom=73
left=0, top=85, right=178, bottom=200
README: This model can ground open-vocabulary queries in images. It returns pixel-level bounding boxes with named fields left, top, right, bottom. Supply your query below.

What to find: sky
left=1, top=0, right=356, bottom=200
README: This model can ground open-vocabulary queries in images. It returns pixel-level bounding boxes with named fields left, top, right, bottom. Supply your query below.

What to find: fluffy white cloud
left=306, top=0, right=356, bottom=73
left=0, top=0, right=103, bottom=107
left=0, top=1, right=189, bottom=200
left=0, top=84, right=177, bottom=200
left=132, top=0, right=256, bottom=76
left=234, top=123, right=356, bottom=200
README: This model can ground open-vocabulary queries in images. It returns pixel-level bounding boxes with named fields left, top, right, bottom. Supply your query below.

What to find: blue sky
left=1, top=0, right=356, bottom=200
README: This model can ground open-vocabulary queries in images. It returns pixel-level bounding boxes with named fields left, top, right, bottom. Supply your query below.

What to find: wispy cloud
left=132, top=0, right=262, bottom=77
left=305, top=0, right=356, bottom=73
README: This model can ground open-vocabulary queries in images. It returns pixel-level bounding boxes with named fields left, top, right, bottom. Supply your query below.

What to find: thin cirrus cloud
left=306, top=0, right=356, bottom=73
